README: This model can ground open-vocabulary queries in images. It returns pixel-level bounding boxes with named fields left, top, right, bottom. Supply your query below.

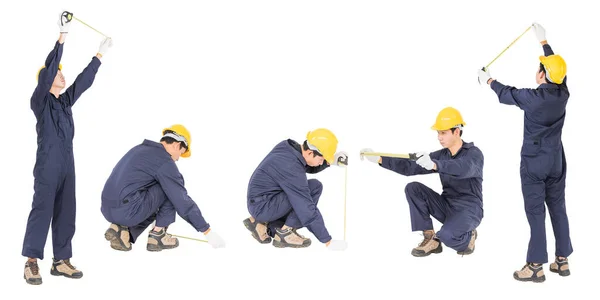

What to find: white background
left=1, top=0, right=597, bottom=298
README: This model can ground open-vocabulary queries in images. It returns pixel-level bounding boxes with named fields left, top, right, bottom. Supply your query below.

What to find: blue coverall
left=101, top=139, right=210, bottom=243
left=22, top=40, right=101, bottom=260
left=490, top=43, right=573, bottom=264
left=247, top=139, right=332, bottom=243
left=380, top=141, right=484, bottom=252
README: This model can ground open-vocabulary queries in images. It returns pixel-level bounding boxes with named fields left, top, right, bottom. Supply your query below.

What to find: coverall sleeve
left=273, top=164, right=331, bottom=243
left=31, top=41, right=63, bottom=115
left=431, top=148, right=483, bottom=179
left=306, top=162, right=330, bottom=174
left=155, top=162, right=210, bottom=232
left=490, top=80, right=537, bottom=112
left=380, top=150, right=442, bottom=176
left=62, top=57, right=102, bottom=107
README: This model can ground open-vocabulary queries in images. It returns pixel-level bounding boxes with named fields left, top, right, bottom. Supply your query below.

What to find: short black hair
left=539, top=63, right=548, bottom=83
left=302, top=140, right=323, bottom=158
left=450, top=127, right=463, bottom=137
left=160, top=130, right=188, bottom=151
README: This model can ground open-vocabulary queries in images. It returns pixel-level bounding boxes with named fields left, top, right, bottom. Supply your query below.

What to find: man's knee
left=405, top=181, right=426, bottom=199
left=436, top=227, right=464, bottom=249
left=308, top=179, right=323, bottom=195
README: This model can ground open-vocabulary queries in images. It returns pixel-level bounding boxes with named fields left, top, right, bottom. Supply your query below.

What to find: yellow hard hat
left=162, top=124, right=191, bottom=158
left=36, top=64, right=63, bottom=81
left=306, top=128, right=338, bottom=164
left=431, top=107, right=466, bottom=131
left=539, top=54, right=567, bottom=84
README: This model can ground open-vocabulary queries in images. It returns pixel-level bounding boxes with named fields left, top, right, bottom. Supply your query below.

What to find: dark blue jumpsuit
left=380, top=141, right=484, bottom=252
left=247, top=139, right=332, bottom=243
left=22, top=40, right=101, bottom=260
left=490, top=43, right=573, bottom=264
left=101, top=139, right=210, bottom=243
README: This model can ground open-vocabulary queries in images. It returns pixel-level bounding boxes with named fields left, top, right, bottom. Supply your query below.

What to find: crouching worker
left=361, top=107, right=484, bottom=257
left=243, top=128, right=348, bottom=251
left=101, top=125, right=225, bottom=251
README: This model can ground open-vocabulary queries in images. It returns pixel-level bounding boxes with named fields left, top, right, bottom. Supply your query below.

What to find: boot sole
left=147, top=242, right=179, bottom=252
left=104, top=228, right=132, bottom=251
left=411, top=242, right=443, bottom=257
left=50, top=268, right=83, bottom=279
left=272, top=239, right=311, bottom=248
left=243, top=218, right=272, bottom=244
left=550, top=268, right=570, bottom=276
left=23, top=275, right=42, bottom=285
left=513, top=273, right=545, bottom=283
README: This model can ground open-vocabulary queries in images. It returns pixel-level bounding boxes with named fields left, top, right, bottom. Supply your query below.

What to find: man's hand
left=532, top=22, right=546, bottom=43
left=58, top=11, right=72, bottom=34
left=415, top=152, right=436, bottom=170
left=97, top=37, right=113, bottom=59
left=333, top=151, right=348, bottom=167
left=478, top=68, right=492, bottom=85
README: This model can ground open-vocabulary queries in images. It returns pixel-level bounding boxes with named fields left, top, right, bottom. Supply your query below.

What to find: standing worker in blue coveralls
left=243, top=128, right=348, bottom=251
left=479, top=22, right=573, bottom=283
left=101, top=125, right=226, bottom=252
left=361, top=107, right=484, bottom=257
left=21, top=11, right=113, bottom=285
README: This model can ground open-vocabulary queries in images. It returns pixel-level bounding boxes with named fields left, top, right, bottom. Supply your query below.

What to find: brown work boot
left=457, top=229, right=477, bottom=255
left=50, top=258, right=83, bottom=279
left=411, top=230, right=442, bottom=257
left=550, top=257, right=570, bottom=276
left=243, top=217, right=271, bottom=244
left=24, top=260, right=42, bottom=285
left=513, top=263, right=545, bottom=283
left=104, top=223, right=132, bottom=251
left=147, top=228, right=179, bottom=252
left=272, top=227, right=311, bottom=248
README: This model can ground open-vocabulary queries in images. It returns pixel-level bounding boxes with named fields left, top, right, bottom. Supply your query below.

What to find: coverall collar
left=142, top=139, right=172, bottom=159
left=287, top=139, right=310, bottom=166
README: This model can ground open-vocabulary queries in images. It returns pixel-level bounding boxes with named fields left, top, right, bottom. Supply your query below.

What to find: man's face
left=437, top=129, right=458, bottom=148
left=53, top=70, right=66, bottom=89
left=304, top=150, right=325, bottom=167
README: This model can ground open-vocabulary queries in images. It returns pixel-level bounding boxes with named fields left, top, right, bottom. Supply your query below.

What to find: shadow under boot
left=104, top=223, right=132, bottom=251
left=272, top=227, right=311, bottom=248
left=147, top=228, right=179, bottom=252
left=513, top=263, right=545, bottom=283
left=411, top=231, right=443, bottom=257
left=550, top=257, right=570, bottom=276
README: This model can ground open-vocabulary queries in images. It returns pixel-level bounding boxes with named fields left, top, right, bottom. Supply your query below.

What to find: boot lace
left=63, top=259, right=77, bottom=270
left=28, top=261, right=39, bottom=275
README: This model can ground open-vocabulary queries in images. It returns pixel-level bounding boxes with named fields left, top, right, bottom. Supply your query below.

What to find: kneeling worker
left=243, top=128, right=348, bottom=251
left=101, top=125, right=225, bottom=251
left=361, top=107, right=484, bottom=257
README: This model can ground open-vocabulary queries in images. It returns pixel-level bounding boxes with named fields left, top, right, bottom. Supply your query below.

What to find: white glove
left=360, top=148, right=380, bottom=164
left=532, top=23, right=546, bottom=42
left=57, top=11, right=72, bottom=33
left=415, top=152, right=435, bottom=170
left=98, top=37, right=113, bottom=56
left=478, top=68, right=491, bottom=85
left=205, top=230, right=226, bottom=248
left=333, top=151, right=348, bottom=167
left=327, top=240, right=348, bottom=251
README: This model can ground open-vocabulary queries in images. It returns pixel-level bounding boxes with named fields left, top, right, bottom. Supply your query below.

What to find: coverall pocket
left=520, top=143, right=540, bottom=157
